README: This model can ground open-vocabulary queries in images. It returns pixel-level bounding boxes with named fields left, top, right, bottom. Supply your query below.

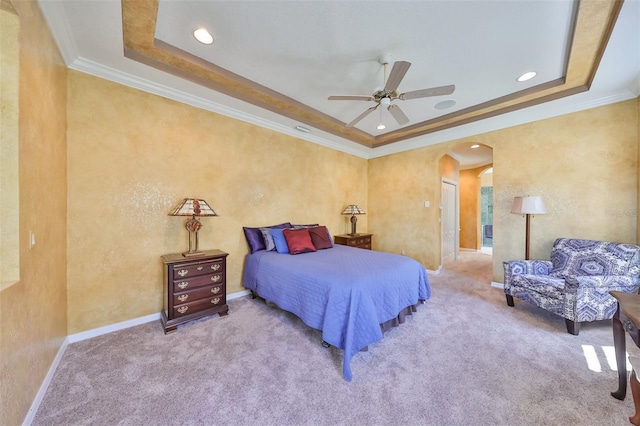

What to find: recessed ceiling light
left=193, top=28, right=213, bottom=45
left=434, top=100, right=456, bottom=110
left=471, top=144, right=480, bottom=149
left=517, top=71, right=536, bottom=82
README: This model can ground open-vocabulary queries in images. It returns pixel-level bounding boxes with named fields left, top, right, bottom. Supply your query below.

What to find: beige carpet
left=33, top=251, right=634, bottom=425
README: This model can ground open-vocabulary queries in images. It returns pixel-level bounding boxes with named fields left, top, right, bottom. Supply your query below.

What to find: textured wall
left=370, top=100, right=638, bottom=279
left=439, top=154, right=459, bottom=182
left=460, top=165, right=491, bottom=249
left=0, top=6, right=20, bottom=286
left=368, top=148, right=446, bottom=269
left=66, top=71, right=368, bottom=334
left=492, top=100, right=638, bottom=281
left=0, top=1, right=68, bottom=424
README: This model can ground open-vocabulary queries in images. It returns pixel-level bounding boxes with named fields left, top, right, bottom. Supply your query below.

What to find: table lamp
left=169, top=198, right=218, bottom=257
left=342, top=204, right=366, bottom=236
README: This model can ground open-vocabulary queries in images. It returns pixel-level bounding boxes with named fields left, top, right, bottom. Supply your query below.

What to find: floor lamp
left=510, top=196, right=547, bottom=260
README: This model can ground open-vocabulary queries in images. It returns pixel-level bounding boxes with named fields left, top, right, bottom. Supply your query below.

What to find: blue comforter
left=242, top=245, right=431, bottom=381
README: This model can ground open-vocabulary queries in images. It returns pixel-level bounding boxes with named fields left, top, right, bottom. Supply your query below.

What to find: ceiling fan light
left=193, top=28, right=214, bottom=45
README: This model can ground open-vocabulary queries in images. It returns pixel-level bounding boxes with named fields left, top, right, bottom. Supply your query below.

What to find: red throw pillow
left=308, top=226, right=333, bottom=250
left=283, top=228, right=317, bottom=255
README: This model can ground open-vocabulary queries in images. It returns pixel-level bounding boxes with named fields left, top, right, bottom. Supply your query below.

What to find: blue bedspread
left=242, top=245, right=431, bottom=381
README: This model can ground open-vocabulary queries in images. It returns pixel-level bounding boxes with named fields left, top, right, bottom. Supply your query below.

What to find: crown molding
left=368, top=88, right=638, bottom=159
left=37, top=0, right=77, bottom=66
left=39, top=0, right=638, bottom=162
left=67, top=59, right=640, bottom=162
left=69, top=57, right=640, bottom=161
left=70, top=57, right=373, bottom=159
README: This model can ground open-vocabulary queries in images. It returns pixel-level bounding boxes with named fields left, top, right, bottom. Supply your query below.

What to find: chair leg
left=565, top=319, right=580, bottom=335
left=506, top=295, right=514, bottom=307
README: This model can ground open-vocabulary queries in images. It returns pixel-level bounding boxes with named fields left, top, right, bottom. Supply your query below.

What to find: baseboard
left=67, top=312, right=162, bottom=343
left=67, top=289, right=252, bottom=343
left=23, top=336, right=70, bottom=426
left=427, top=266, right=442, bottom=275
left=228, top=289, right=251, bottom=300
left=491, top=281, right=504, bottom=289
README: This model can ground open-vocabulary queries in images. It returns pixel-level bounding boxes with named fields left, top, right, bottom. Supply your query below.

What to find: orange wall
left=460, top=165, right=491, bottom=249
left=65, top=70, right=368, bottom=334
left=0, top=1, right=68, bottom=424
left=370, top=100, right=638, bottom=278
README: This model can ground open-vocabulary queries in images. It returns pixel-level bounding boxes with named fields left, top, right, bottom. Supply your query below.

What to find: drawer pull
left=177, top=281, right=189, bottom=290
left=211, top=264, right=221, bottom=271
left=177, top=269, right=189, bottom=277
left=177, top=306, right=188, bottom=314
left=177, top=294, right=189, bottom=302
left=211, top=275, right=221, bottom=282
left=197, top=266, right=203, bottom=271
left=211, top=297, right=221, bottom=305
left=211, top=287, right=220, bottom=294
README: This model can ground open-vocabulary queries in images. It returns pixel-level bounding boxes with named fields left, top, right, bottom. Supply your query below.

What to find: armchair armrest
left=565, top=275, right=640, bottom=291
left=503, top=260, right=553, bottom=290
left=564, top=275, right=640, bottom=322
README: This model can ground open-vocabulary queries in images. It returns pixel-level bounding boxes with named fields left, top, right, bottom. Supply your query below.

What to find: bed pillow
left=270, top=228, right=290, bottom=254
left=283, top=228, right=317, bottom=255
left=308, top=226, right=333, bottom=250
left=294, top=223, right=333, bottom=243
left=259, top=228, right=277, bottom=251
left=243, top=222, right=292, bottom=253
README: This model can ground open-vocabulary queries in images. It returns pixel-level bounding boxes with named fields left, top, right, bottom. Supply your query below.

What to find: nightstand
left=333, top=233, right=373, bottom=250
left=161, top=249, right=228, bottom=333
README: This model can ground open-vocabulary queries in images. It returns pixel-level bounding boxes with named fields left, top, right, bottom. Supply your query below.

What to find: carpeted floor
left=33, top=251, right=635, bottom=425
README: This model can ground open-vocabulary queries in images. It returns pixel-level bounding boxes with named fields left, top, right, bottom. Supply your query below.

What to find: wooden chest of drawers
left=333, top=234, right=373, bottom=250
left=161, top=249, right=228, bottom=333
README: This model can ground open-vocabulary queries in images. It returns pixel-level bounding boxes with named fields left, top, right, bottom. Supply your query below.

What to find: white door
left=441, top=180, right=457, bottom=264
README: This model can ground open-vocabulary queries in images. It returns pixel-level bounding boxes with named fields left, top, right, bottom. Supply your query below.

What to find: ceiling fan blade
left=328, top=95, right=374, bottom=101
left=347, top=105, right=378, bottom=127
left=400, top=84, right=456, bottom=100
left=387, top=104, right=410, bottom=126
left=384, top=61, right=411, bottom=92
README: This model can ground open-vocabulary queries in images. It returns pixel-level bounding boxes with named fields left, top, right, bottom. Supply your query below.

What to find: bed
left=242, top=242, right=431, bottom=381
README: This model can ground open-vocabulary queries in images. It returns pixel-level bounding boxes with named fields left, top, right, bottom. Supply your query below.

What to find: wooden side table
left=161, top=249, right=229, bottom=333
left=611, top=290, right=640, bottom=400
left=333, top=233, right=373, bottom=250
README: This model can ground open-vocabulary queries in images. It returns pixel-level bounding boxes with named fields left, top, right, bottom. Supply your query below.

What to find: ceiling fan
left=328, top=57, right=455, bottom=128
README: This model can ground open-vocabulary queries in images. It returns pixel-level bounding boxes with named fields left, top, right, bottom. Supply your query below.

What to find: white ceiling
left=39, top=0, right=640, bottom=166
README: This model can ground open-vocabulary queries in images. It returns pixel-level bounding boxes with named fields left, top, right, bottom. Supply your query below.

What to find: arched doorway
left=449, top=143, right=493, bottom=254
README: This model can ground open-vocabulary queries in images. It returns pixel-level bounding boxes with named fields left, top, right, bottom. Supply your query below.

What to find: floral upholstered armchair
left=503, top=238, right=640, bottom=335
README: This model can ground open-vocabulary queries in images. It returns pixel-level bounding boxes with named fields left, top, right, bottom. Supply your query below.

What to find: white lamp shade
left=511, top=196, right=547, bottom=215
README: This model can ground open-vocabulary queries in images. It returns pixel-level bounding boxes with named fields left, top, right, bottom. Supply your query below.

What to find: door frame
left=441, top=178, right=459, bottom=264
